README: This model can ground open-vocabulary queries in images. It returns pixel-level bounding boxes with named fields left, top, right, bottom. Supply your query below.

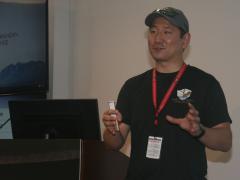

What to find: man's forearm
left=199, top=125, right=232, bottom=152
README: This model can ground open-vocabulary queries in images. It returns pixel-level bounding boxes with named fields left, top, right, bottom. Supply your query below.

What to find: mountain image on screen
left=0, top=1, right=48, bottom=94
left=0, top=61, right=46, bottom=87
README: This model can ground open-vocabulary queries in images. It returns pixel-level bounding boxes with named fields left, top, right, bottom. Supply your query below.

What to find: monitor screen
left=0, top=0, right=48, bottom=95
left=8, top=99, right=101, bottom=139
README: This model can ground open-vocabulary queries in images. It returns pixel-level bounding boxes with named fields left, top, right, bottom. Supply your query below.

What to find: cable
left=0, top=118, right=11, bottom=129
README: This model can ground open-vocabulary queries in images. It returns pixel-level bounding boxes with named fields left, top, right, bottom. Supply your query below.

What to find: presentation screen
left=0, top=0, right=48, bottom=95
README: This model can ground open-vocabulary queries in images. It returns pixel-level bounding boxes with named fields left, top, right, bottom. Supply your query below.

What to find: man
left=102, top=7, right=232, bottom=180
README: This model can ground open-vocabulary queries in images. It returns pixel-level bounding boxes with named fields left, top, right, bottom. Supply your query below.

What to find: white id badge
left=146, top=136, right=163, bottom=159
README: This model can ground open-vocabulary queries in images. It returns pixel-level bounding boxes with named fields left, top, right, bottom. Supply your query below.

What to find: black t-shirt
left=116, top=65, right=231, bottom=180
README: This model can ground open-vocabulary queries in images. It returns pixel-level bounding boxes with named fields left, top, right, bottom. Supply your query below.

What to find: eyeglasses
left=154, top=7, right=180, bottom=17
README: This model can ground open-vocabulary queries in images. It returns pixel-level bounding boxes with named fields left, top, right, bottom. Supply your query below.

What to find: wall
left=48, top=0, right=72, bottom=99
left=52, top=0, right=240, bottom=179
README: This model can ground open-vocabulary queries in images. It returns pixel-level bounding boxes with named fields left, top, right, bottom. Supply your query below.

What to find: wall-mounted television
left=0, top=0, right=48, bottom=95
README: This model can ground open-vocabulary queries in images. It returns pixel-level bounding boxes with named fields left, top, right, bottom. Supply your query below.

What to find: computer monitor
left=8, top=99, right=101, bottom=139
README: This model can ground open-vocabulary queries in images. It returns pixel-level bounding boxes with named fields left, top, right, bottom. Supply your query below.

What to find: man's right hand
left=102, top=109, right=122, bottom=135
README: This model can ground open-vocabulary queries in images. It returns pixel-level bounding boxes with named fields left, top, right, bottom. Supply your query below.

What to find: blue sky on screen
left=0, top=1, right=47, bottom=71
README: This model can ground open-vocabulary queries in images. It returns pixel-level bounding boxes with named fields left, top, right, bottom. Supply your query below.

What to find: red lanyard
left=152, top=63, right=187, bottom=126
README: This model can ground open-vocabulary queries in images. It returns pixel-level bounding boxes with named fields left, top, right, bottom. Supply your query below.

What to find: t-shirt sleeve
left=116, top=81, right=132, bottom=126
left=201, top=79, right=232, bottom=127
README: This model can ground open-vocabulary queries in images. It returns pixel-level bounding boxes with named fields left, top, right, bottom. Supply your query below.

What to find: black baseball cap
left=145, top=7, right=189, bottom=33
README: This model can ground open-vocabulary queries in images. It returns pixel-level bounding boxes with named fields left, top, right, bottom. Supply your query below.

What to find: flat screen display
left=0, top=0, right=48, bottom=95
left=8, top=99, right=101, bottom=139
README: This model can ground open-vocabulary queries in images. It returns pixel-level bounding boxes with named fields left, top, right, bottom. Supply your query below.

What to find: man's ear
left=182, top=33, right=191, bottom=49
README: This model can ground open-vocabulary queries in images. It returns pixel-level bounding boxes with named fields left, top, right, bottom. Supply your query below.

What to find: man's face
left=148, top=17, right=189, bottom=63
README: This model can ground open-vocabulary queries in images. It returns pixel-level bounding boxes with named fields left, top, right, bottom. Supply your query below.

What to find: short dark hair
left=179, top=28, right=187, bottom=38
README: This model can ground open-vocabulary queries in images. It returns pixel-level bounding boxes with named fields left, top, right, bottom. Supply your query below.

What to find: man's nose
left=154, top=32, right=164, bottom=43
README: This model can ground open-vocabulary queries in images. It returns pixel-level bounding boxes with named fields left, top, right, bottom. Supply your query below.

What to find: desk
left=0, top=139, right=79, bottom=180
left=0, top=140, right=129, bottom=180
